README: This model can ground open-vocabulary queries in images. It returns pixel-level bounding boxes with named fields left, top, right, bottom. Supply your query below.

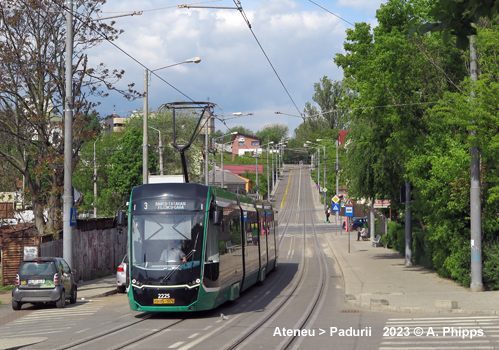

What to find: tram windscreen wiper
left=160, top=250, right=196, bottom=284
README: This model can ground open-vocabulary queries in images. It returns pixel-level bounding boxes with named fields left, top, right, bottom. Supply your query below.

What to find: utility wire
left=233, top=0, right=303, bottom=117
left=308, top=0, right=354, bottom=27
left=50, top=0, right=196, bottom=103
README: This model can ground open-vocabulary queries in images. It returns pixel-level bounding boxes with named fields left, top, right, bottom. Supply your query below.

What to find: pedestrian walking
left=325, top=206, right=331, bottom=223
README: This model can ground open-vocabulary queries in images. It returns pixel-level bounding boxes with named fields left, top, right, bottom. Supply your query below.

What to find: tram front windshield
left=130, top=212, right=204, bottom=285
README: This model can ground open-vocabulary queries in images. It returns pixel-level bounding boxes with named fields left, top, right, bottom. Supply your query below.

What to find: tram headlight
left=188, top=278, right=201, bottom=286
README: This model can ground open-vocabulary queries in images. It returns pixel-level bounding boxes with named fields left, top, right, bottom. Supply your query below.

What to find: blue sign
left=70, top=207, right=77, bottom=226
left=344, top=206, right=354, bottom=217
left=331, top=203, right=340, bottom=212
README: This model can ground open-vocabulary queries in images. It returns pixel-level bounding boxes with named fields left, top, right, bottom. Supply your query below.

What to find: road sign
left=331, top=203, right=340, bottom=212
left=345, top=206, right=354, bottom=217
left=332, top=195, right=340, bottom=203
left=70, top=207, right=77, bottom=226
left=345, top=197, right=353, bottom=206
left=323, top=188, right=327, bottom=192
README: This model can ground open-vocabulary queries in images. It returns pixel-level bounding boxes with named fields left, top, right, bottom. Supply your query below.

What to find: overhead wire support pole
left=470, top=35, right=483, bottom=292
left=63, top=0, right=74, bottom=268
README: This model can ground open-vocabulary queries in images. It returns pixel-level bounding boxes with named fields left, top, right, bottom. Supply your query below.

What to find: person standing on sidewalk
left=325, top=206, right=331, bottom=223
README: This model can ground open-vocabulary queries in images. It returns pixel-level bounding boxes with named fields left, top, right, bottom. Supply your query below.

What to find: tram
left=122, top=182, right=278, bottom=312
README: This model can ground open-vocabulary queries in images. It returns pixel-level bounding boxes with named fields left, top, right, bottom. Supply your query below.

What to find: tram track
left=56, top=312, right=184, bottom=350
left=224, top=164, right=330, bottom=350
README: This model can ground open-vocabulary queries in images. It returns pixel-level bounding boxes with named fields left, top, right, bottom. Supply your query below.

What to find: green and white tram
left=123, top=182, right=278, bottom=312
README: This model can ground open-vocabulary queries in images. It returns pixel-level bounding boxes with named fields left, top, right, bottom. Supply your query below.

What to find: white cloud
left=88, top=0, right=383, bottom=133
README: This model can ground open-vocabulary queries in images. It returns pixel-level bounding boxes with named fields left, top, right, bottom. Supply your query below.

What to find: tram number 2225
left=154, top=293, right=174, bottom=304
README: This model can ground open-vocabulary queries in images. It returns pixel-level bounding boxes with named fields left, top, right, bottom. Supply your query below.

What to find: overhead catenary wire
left=48, top=0, right=196, bottom=104
left=308, top=0, right=355, bottom=27
left=232, top=0, right=303, bottom=117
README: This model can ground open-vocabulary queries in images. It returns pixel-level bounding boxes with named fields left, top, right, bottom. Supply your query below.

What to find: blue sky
left=89, top=0, right=385, bottom=136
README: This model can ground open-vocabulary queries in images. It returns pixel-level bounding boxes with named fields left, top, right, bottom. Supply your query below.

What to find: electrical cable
left=49, top=0, right=196, bottom=103
left=232, top=0, right=303, bottom=117
left=308, top=0, right=354, bottom=27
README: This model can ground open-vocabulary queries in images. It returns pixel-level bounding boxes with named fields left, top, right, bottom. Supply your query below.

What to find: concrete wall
left=40, top=227, right=127, bottom=283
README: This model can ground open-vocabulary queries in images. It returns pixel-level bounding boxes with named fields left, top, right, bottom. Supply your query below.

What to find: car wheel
left=56, top=290, right=66, bottom=308
left=12, top=300, right=22, bottom=310
left=70, top=287, right=77, bottom=304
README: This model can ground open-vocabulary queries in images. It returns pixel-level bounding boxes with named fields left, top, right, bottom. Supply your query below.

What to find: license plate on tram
left=153, top=298, right=175, bottom=304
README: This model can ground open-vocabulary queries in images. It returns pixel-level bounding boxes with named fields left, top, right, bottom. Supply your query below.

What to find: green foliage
left=256, top=123, right=289, bottom=144
left=484, top=240, right=499, bottom=290
left=416, top=0, right=499, bottom=49
left=381, top=221, right=405, bottom=253
left=108, top=127, right=146, bottom=196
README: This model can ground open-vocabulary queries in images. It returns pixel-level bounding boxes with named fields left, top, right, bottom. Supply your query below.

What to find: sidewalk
left=319, top=207, right=499, bottom=315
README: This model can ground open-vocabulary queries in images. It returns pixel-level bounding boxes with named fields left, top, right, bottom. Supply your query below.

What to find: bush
left=381, top=221, right=404, bottom=253
left=483, top=240, right=499, bottom=290
left=412, top=227, right=433, bottom=269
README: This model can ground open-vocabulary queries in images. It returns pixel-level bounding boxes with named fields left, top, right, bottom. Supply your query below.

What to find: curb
left=344, top=297, right=499, bottom=316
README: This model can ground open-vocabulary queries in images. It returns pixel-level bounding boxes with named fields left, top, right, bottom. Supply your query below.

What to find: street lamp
left=206, top=113, right=250, bottom=185
left=143, top=57, right=201, bottom=184
left=262, top=141, right=274, bottom=199
left=317, top=138, right=339, bottom=222
left=213, top=131, right=237, bottom=188
left=306, top=141, right=321, bottom=203
left=149, top=126, right=163, bottom=176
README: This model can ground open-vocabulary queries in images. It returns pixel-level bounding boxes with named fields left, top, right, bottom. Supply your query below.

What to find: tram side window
left=205, top=219, right=219, bottom=263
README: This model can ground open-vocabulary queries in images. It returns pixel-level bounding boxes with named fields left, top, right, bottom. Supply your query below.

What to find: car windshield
left=130, top=212, right=204, bottom=285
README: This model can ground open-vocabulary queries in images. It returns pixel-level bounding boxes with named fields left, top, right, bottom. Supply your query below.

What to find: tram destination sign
left=137, top=200, right=197, bottom=211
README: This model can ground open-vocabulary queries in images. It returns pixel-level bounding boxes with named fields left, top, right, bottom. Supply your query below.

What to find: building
left=102, top=111, right=129, bottom=133
left=231, top=132, right=263, bottom=157
left=208, top=169, right=252, bottom=194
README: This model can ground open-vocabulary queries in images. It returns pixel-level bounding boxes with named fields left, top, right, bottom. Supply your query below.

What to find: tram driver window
left=131, top=214, right=196, bottom=267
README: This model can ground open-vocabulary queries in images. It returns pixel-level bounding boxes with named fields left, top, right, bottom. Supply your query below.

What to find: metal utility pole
left=323, top=145, right=326, bottom=212
left=204, top=112, right=210, bottom=185
left=271, top=145, right=275, bottom=195
left=336, top=140, right=339, bottom=223
left=255, top=145, right=259, bottom=196
left=63, top=0, right=74, bottom=267
left=149, top=126, right=163, bottom=176
left=221, top=144, right=225, bottom=188
left=267, top=144, right=270, bottom=200
left=405, top=182, right=412, bottom=267
left=143, top=69, right=149, bottom=184
left=317, top=147, right=320, bottom=202
left=93, top=136, right=101, bottom=218
left=212, top=151, right=216, bottom=185
left=470, top=36, right=483, bottom=292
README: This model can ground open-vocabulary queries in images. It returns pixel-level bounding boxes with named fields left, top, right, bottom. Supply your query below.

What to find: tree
left=303, top=77, right=348, bottom=130
left=0, top=0, right=139, bottom=234
left=229, top=126, right=254, bottom=135
left=256, top=123, right=289, bottom=144
left=415, top=0, right=499, bottom=49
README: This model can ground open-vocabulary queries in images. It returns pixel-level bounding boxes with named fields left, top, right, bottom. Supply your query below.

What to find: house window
left=239, top=141, right=244, bottom=146
left=251, top=141, right=260, bottom=146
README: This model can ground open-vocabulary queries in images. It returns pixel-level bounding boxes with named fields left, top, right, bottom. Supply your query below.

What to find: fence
left=1, top=218, right=127, bottom=286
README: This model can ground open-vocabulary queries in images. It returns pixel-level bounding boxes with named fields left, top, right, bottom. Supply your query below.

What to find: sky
left=89, top=0, right=386, bottom=136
